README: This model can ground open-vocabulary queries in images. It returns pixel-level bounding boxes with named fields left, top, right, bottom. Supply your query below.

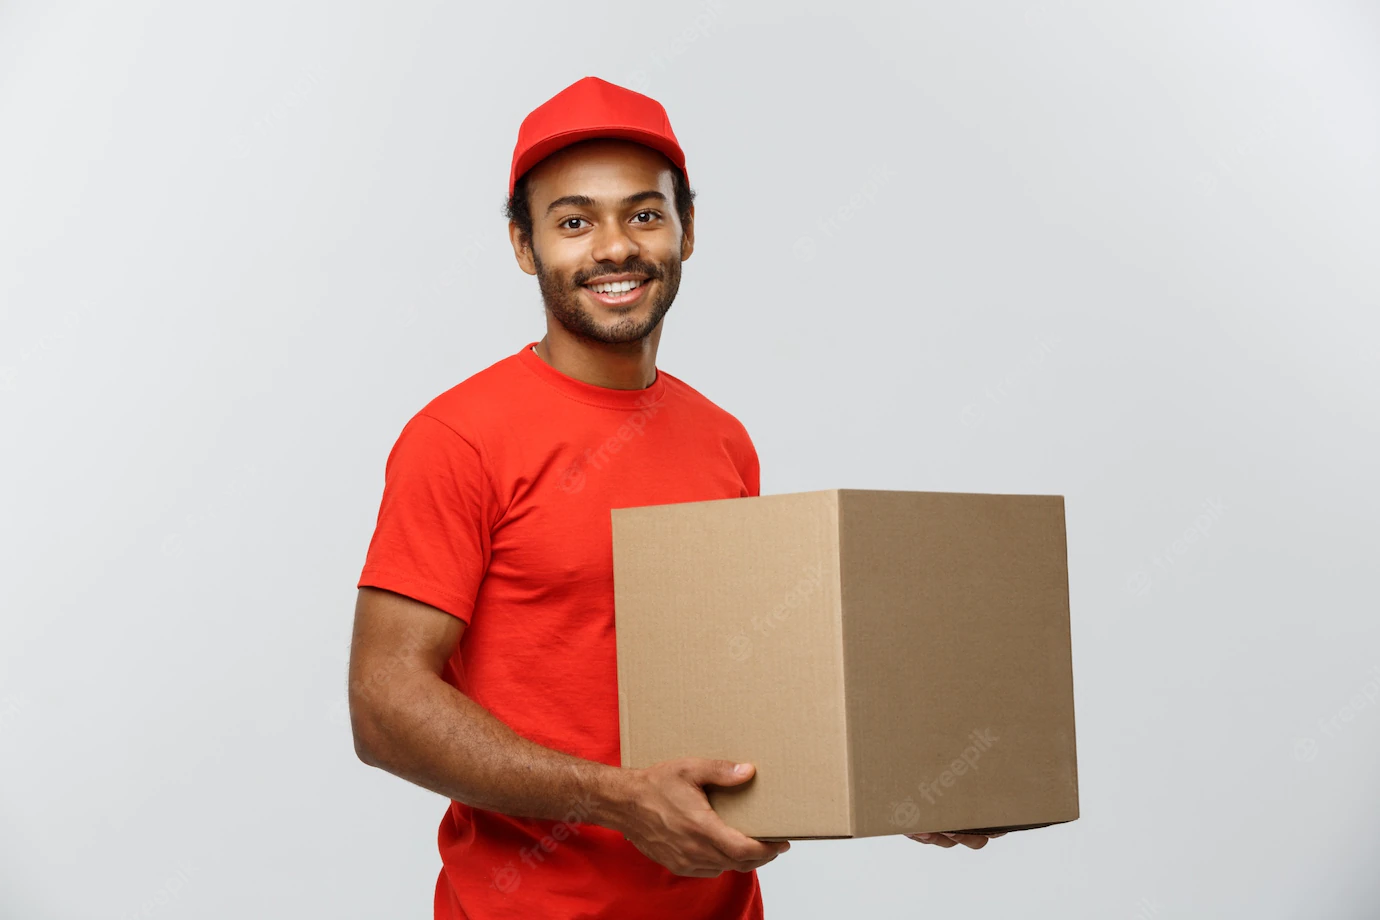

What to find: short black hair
left=504, top=155, right=695, bottom=247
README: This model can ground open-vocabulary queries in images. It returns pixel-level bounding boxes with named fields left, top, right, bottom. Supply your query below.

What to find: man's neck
left=531, top=337, right=658, bottom=390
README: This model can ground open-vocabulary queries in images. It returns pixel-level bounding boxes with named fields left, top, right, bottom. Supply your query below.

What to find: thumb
left=692, top=759, right=755, bottom=787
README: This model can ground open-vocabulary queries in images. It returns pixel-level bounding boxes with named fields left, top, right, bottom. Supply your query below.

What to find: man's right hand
left=602, top=758, right=792, bottom=878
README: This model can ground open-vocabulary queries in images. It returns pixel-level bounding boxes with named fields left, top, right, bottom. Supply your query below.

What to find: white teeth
left=587, top=279, right=643, bottom=294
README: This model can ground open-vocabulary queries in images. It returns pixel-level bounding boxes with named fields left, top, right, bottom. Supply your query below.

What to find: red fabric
left=358, top=342, right=763, bottom=920
left=509, top=75, right=688, bottom=196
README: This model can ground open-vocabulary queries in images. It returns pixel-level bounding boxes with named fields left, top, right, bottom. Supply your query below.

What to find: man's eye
left=562, top=217, right=587, bottom=230
left=633, top=211, right=659, bottom=223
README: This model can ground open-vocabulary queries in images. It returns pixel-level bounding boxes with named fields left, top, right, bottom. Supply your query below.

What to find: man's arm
left=347, top=586, right=791, bottom=877
left=349, top=585, right=620, bottom=821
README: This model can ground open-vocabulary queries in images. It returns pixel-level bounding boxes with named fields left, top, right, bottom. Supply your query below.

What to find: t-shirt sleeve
left=740, top=429, right=761, bottom=498
left=357, top=412, right=496, bottom=623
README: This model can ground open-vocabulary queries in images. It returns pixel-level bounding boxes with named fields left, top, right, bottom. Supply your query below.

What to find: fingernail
left=734, top=763, right=751, bottom=775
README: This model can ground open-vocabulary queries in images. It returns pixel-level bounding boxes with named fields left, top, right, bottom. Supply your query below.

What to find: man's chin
left=588, top=320, right=660, bottom=345
left=562, top=312, right=664, bottom=346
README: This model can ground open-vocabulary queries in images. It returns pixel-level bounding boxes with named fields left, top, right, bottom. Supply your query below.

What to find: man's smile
left=582, top=275, right=653, bottom=307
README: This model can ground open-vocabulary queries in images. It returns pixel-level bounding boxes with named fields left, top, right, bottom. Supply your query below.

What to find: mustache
left=575, top=262, right=662, bottom=286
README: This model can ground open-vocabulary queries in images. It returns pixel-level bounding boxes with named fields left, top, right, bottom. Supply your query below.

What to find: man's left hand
left=906, top=831, right=1006, bottom=849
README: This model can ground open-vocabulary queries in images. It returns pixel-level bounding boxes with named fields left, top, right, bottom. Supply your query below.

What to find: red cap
left=508, top=76, right=688, bottom=197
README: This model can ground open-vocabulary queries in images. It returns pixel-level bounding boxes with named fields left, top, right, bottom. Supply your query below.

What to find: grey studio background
left=2, top=1, right=1378, bottom=917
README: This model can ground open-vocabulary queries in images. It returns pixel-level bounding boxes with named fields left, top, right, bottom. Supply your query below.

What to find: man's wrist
left=585, top=764, right=639, bottom=833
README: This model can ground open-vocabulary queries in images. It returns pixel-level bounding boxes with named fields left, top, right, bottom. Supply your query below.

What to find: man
left=350, top=75, right=1001, bottom=920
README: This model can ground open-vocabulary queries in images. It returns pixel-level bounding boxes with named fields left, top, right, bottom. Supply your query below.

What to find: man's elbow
left=353, top=732, right=378, bottom=767
left=349, top=694, right=385, bottom=767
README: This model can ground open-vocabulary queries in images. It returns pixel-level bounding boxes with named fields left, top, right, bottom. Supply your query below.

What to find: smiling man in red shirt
left=350, top=75, right=1000, bottom=920
left=350, top=75, right=786, bottom=919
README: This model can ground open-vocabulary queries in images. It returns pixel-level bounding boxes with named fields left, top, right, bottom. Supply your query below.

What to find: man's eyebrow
left=544, top=190, right=668, bottom=216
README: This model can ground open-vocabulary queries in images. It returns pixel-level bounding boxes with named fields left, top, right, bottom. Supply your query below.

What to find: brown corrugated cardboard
left=611, top=489, right=1078, bottom=840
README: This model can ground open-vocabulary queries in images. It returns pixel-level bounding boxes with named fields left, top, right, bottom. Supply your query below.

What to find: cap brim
left=510, top=125, right=687, bottom=195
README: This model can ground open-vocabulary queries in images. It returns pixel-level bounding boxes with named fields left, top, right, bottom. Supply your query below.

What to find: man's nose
left=589, top=220, right=639, bottom=263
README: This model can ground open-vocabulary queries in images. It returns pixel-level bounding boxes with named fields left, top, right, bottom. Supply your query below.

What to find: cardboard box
left=611, top=489, right=1078, bottom=840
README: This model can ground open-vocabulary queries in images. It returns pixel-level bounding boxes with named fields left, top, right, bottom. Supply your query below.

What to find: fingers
left=634, top=757, right=791, bottom=877
left=680, top=759, right=788, bottom=868
left=908, top=833, right=958, bottom=847
left=682, top=757, right=755, bottom=788
left=702, top=816, right=791, bottom=865
left=662, top=836, right=789, bottom=877
left=946, top=833, right=990, bottom=849
left=721, top=838, right=793, bottom=874
left=907, top=832, right=997, bottom=849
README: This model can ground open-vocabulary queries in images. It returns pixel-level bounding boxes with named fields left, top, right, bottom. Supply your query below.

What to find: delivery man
left=349, top=75, right=1002, bottom=920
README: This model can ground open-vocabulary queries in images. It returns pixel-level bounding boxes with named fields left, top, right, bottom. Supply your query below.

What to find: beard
left=533, top=246, right=682, bottom=345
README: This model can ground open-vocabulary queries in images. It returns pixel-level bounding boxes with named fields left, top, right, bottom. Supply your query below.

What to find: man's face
left=512, top=139, right=693, bottom=345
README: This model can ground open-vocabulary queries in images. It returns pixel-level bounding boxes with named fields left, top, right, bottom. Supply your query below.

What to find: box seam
left=834, top=489, right=856, bottom=837
left=613, top=512, right=632, bottom=769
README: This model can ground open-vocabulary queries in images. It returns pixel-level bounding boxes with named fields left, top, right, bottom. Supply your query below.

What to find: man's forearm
left=353, top=671, right=635, bottom=830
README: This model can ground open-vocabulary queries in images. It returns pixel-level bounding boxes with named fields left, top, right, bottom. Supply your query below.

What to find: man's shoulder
left=412, top=349, right=527, bottom=437
left=659, top=369, right=753, bottom=440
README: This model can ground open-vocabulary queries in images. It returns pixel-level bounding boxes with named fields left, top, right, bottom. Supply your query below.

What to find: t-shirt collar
left=517, top=341, right=667, bottom=410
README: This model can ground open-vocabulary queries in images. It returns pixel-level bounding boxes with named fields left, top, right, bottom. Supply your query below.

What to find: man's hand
left=602, top=758, right=791, bottom=877
left=907, top=831, right=1007, bottom=849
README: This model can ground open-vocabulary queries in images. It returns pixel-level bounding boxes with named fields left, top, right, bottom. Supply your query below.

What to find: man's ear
left=509, top=221, right=537, bottom=276
left=680, top=204, right=695, bottom=261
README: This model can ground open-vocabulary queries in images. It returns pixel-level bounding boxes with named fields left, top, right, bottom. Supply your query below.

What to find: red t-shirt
left=357, top=341, right=763, bottom=920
